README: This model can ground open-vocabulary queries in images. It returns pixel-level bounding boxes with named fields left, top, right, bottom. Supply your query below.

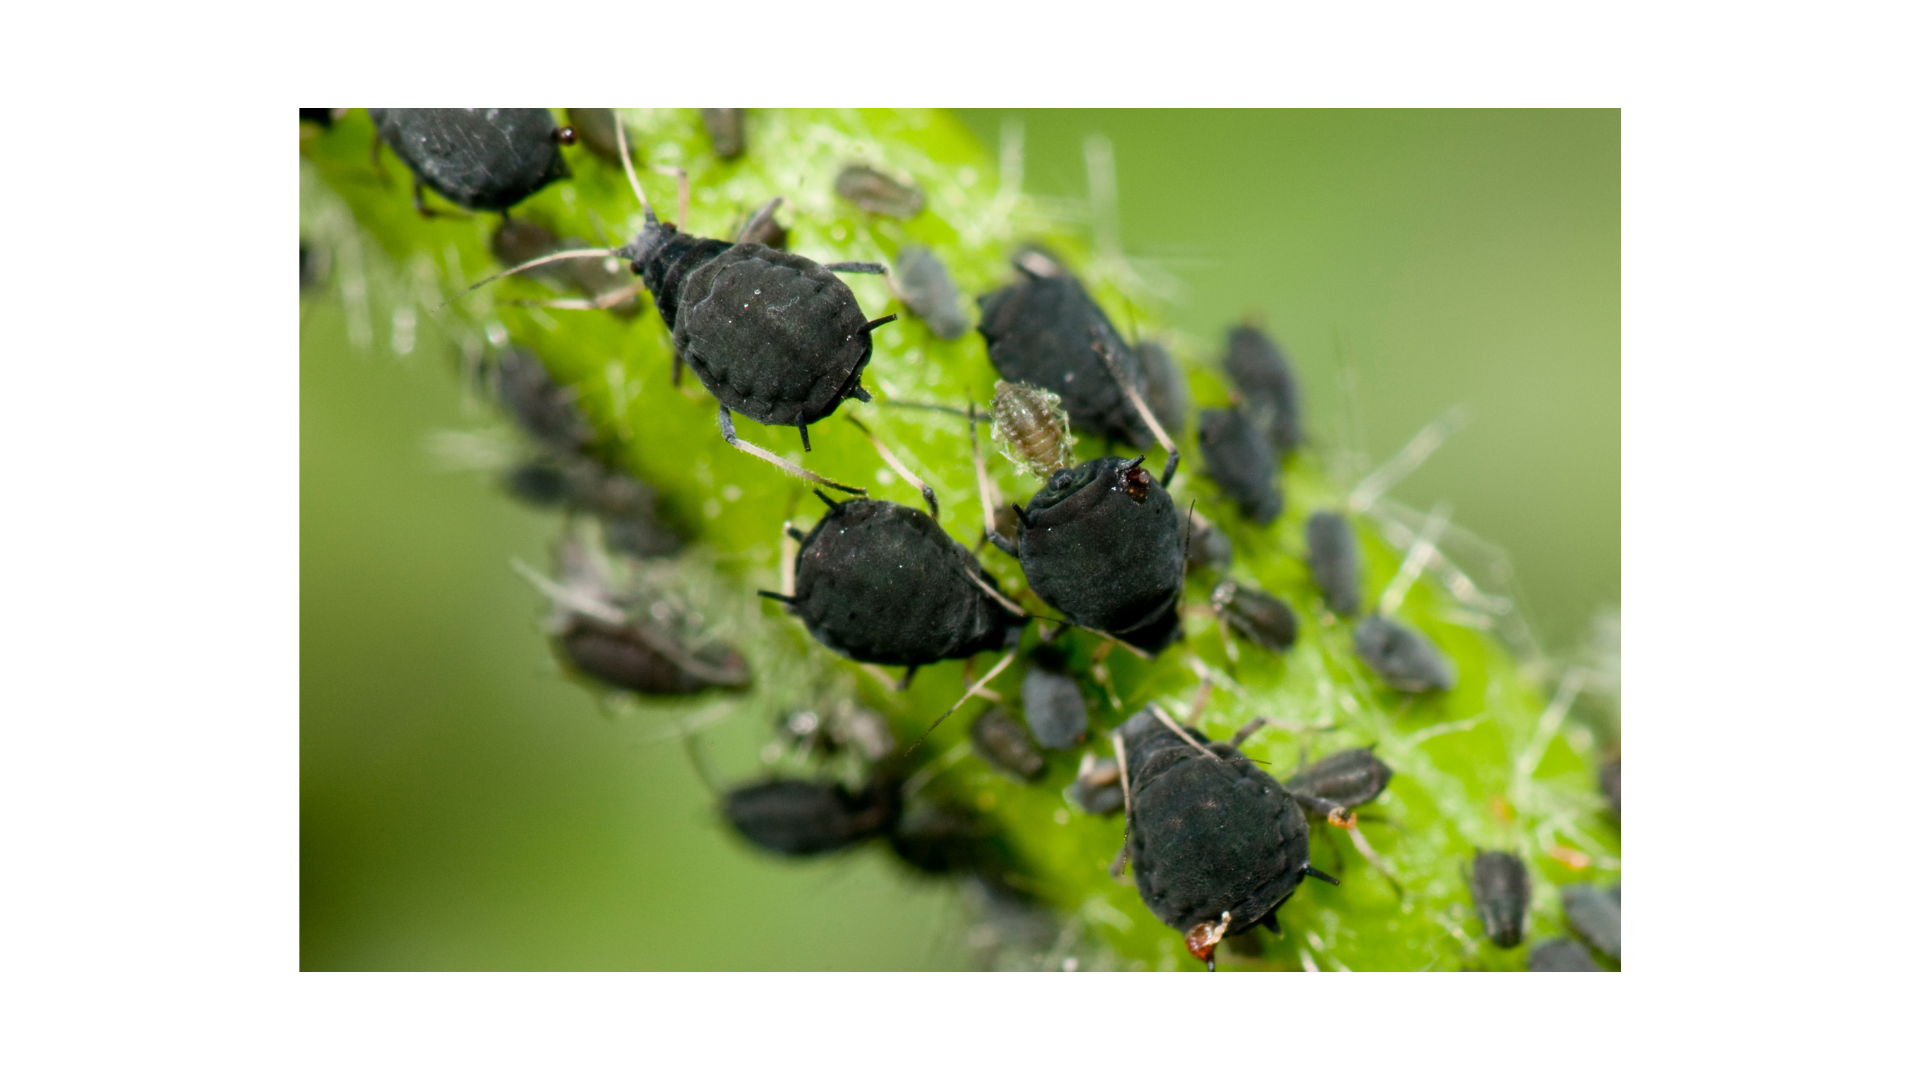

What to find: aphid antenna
left=1376, top=501, right=1452, bottom=618
left=439, top=246, right=625, bottom=310
left=1089, top=332, right=1180, bottom=486
left=509, top=556, right=625, bottom=625
left=1185, top=676, right=1215, bottom=728
left=1346, top=404, right=1471, bottom=513
left=1184, top=655, right=1248, bottom=701
left=716, top=405, right=867, bottom=495
left=1083, top=133, right=1122, bottom=268
left=778, top=519, right=799, bottom=596
left=612, top=114, right=659, bottom=225
left=885, top=399, right=975, bottom=420
left=845, top=415, right=937, bottom=518
left=1148, top=702, right=1220, bottom=761
left=904, top=649, right=1019, bottom=757
left=1107, top=731, right=1133, bottom=880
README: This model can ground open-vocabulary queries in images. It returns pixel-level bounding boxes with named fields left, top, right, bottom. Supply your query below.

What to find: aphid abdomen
left=791, top=500, right=1026, bottom=667
left=1199, top=408, right=1281, bottom=524
left=1123, top=714, right=1312, bottom=935
left=992, top=381, right=1074, bottom=477
left=1306, top=511, right=1364, bottom=616
left=677, top=244, right=876, bottom=426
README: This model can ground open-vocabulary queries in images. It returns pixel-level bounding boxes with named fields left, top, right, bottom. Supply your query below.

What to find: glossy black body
left=1198, top=408, right=1280, bottom=524
left=1353, top=615, right=1457, bottom=692
left=1561, top=883, right=1621, bottom=961
left=1212, top=580, right=1298, bottom=653
left=1223, top=325, right=1303, bottom=454
left=971, top=708, right=1045, bottom=782
left=1306, top=510, right=1364, bottom=617
left=1284, top=747, right=1393, bottom=809
left=892, top=244, right=968, bottom=339
left=1121, top=710, right=1316, bottom=942
left=1012, top=457, right=1185, bottom=655
left=556, top=617, right=748, bottom=695
left=368, top=108, right=571, bottom=212
left=1471, top=850, right=1531, bottom=948
left=627, top=227, right=882, bottom=428
left=723, top=778, right=897, bottom=856
left=1527, top=938, right=1600, bottom=972
left=977, top=262, right=1153, bottom=447
left=787, top=498, right=1027, bottom=667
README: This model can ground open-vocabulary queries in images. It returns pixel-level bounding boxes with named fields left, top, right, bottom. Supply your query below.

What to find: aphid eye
left=557, top=126, right=578, bottom=146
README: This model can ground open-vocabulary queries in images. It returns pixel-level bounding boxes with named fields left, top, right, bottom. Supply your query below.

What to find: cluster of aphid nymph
left=307, top=108, right=1619, bottom=972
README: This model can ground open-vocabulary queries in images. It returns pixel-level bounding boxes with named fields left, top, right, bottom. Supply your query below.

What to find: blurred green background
left=300, top=109, right=1618, bottom=970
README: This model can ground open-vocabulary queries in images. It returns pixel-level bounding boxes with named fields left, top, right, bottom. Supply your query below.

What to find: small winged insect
left=1222, top=324, right=1303, bottom=455
left=1136, top=340, right=1188, bottom=440
left=565, top=108, right=634, bottom=166
left=976, top=250, right=1154, bottom=448
left=368, top=108, right=574, bottom=216
left=1198, top=407, right=1280, bottom=524
left=971, top=708, right=1046, bottom=782
left=1353, top=614, right=1457, bottom=693
left=835, top=163, right=924, bottom=219
left=1306, top=510, right=1364, bottom=617
left=1210, top=580, right=1298, bottom=654
left=490, top=219, right=642, bottom=317
left=503, top=455, right=684, bottom=559
left=890, top=244, right=969, bottom=339
left=458, top=124, right=897, bottom=494
left=1117, top=708, right=1338, bottom=970
left=701, top=109, right=745, bottom=159
left=1068, top=754, right=1124, bottom=815
left=1561, top=882, right=1620, bottom=962
left=1527, top=938, right=1601, bottom=972
left=493, top=348, right=595, bottom=453
left=723, top=776, right=898, bottom=856
left=762, top=491, right=1029, bottom=684
left=1470, top=850, right=1531, bottom=948
left=1021, top=646, right=1088, bottom=749
left=991, top=380, right=1076, bottom=478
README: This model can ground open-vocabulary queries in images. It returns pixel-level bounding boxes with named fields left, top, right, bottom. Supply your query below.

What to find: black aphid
left=1119, top=708, right=1337, bottom=970
left=971, top=708, right=1046, bottom=782
left=992, top=454, right=1184, bottom=655
left=557, top=614, right=749, bottom=695
left=1284, top=747, right=1393, bottom=812
left=1210, top=580, right=1298, bottom=654
left=1069, top=754, right=1124, bottom=816
left=723, top=777, right=898, bottom=856
left=1599, top=756, right=1621, bottom=818
left=1136, top=340, right=1188, bottom=440
left=977, top=252, right=1153, bottom=448
left=1353, top=615, right=1457, bottom=693
left=701, top=109, right=745, bottom=159
left=765, top=494, right=1028, bottom=679
left=887, top=798, right=1026, bottom=897
left=504, top=456, right=684, bottom=559
left=1471, top=850, right=1531, bottom=949
left=1021, top=647, right=1088, bottom=750
left=1182, top=511, right=1234, bottom=572
left=1561, top=882, right=1621, bottom=962
left=299, top=108, right=341, bottom=128
left=1199, top=408, right=1281, bottom=524
left=1223, top=325, right=1303, bottom=455
left=1527, top=938, right=1601, bottom=972
left=835, top=164, right=924, bottom=219
left=491, top=219, right=642, bottom=317
left=891, top=244, right=969, bottom=339
left=566, top=108, right=632, bottom=166
left=1307, top=511, right=1364, bottom=617
left=368, top=108, right=573, bottom=215
left=494, top=349, right=596, bottom=452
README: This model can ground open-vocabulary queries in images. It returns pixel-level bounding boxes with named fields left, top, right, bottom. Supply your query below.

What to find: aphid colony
left=333, top=108, right=1614, bottom=971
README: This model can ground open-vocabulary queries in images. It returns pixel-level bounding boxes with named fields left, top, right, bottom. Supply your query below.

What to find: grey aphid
left=1223, top=324, right=1303, bottom=455
left=1353, top=615, right=1456, bottom=693
left=971, top=708, right=1046, bottom=782
left=1306, top=511, right=1364, bottom=616
left=835, top=163, right=924, bottom=218
left=1021, top=655, right=1088, bottom=750
left=1527, top=938, right=1601, bottom=972
left=1470, top=850, right=1530, bottom=949
left=1068, top=754, right=1124, bottom=816
left=1561, top=882, right=1620, bottom=961
left=1198, top=408, right=1281, bottom=525
left=891, top=244, right=969, bottom=339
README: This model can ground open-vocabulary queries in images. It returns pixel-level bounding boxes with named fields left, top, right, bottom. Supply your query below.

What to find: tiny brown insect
left=991, top=380, right=1076, bottom=478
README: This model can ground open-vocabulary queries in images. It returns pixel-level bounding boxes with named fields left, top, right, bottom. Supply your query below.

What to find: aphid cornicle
left=971, top=708, right=1046, bottom=782
left=1210, top=580, right=1298, bottom=654
left=1020, top=647, right=1088, bottom=750
left=992, top=454, right=1185, bottom=655
left=368, top=108, right=573, bottom=215
left=1527, top=938, right=1601, bottom=972
left=1118, top=709, right=1337, bottom=970
left=1353, top=614, right=1457, bottom=693
left=722, top=777, right=898, bottom=856
left=1198, top=407, right=1281, bottom=524
left=764, top=494, right=1029, bottom=679
left=1307, top=510, right=1364, bottom=617
left=977, top=251, right=1154, bottom=448
left=1561, top=882, right=1621, bottom=962
left=1223, top=324, right=1304, bottom=455
left=1470, top=850, right=1531, bottom=949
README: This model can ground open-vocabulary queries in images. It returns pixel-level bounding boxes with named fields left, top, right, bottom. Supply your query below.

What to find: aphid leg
left=410, top=176, right=468, bottom=220
left=1148, top=703, right=1220, bottom=760
left=825, top=261, right=888, bottom=274
left=672, top=352, right=685, bottom=387
left=1302, top=864, right=1341, bottom=885
left=962, top=567, right=1031, bottom=619
left=716, top=405, right=867, bottom=496
left=368, top=129, right=390, bottom=184
left=968, top=404, right=1014, bottom=552
left=1107, top=731, right=1133, bottom=880
left=905, top=650, right=1018, bottom=755
left=1343, top=821, right=1405, bottom=897
left=1186, top=676, right=1215, bottom=727
left=611, top=114, right=658, bottom=222
left=847, top=416, right=937, bottom=518
left=798, top=424, right=811, bottom=452
left=1291, top=790, right=1355, bottom=826
left=755, top=590, right=796, bottom=605
left=1229, top=717, right=1268, bottom=749
left=897, top=667, right=917, bottom=692
left=1090, top=333, right=1180, bottom=485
